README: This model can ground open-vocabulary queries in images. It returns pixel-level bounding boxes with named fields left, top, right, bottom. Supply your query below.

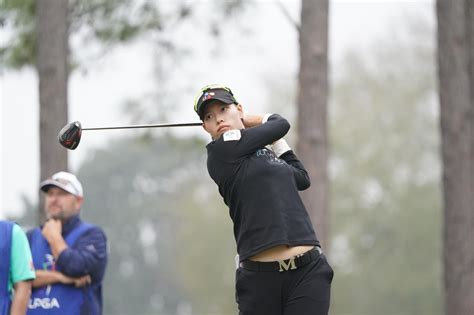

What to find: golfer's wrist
left=271, top=138, right=291, bottom=157
left=262, top=113, right=273, bottom=124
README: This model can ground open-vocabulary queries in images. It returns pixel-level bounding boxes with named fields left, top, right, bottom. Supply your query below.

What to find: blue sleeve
left=55, top=227, right=107, bottom=281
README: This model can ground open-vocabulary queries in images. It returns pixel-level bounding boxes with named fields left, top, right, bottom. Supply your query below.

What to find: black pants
left=235, top=254, right=333, bottom=315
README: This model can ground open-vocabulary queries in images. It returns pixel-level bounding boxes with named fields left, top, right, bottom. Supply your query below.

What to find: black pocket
left=235, top=268, right=257, bottom=312
left=322, top=255, right=334, bottom=283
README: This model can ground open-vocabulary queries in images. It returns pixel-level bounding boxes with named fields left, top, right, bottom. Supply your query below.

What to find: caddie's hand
left=58, top=273, right=91, bottom=287
left=57, top=272, right=75, bottom=285
left=42, top=219, right=62, bottom=242
left=73, top=275, right=92, bottom=288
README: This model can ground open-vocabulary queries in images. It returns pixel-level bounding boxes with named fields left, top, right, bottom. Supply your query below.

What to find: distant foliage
left=0, top=0, right=163, bottom=69
left=329, top=13, right=441, bottom=315
left=0, top=0, right=35, bottom=68
left=77, top=134, right=236, bottom=314
left=0, top=0, right=248, bottom=70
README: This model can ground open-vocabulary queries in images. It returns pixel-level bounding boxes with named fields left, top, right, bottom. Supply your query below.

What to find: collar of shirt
left=62, top=215, right=81, bottom=236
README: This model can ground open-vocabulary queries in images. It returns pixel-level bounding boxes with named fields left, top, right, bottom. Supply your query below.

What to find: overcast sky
left=0, top=0, right=434, bottom=218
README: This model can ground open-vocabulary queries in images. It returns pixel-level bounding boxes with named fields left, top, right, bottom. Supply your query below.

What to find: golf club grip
left=82, top=122, right=202, bottom=131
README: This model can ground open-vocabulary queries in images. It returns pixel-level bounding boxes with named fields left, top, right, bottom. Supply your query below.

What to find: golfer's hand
left=242, top=114, right=265, bottom=128
left=42, top=219, right=62, bottom=242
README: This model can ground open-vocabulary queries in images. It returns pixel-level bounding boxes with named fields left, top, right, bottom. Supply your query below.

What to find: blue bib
left=28, top=222, right=94, bottom=315
left=0, top=221, right=13, bottom=315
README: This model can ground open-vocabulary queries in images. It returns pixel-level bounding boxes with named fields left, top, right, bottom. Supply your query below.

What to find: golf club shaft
left=82, top=122, right=202, bottom=131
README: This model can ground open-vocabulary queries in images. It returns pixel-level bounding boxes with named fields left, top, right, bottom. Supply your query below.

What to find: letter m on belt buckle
left=278, top=257, right=297, bottom=272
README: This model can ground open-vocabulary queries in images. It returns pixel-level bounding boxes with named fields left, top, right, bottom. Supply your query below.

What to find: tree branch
left=274, top=0, right=300, bottom=32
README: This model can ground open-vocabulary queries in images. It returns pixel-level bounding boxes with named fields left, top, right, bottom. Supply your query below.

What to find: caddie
left=27, top=171, right=107, bottom=315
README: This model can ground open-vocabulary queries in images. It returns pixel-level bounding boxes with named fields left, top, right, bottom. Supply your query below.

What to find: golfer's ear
left=236, top=103, right=244, bottom=118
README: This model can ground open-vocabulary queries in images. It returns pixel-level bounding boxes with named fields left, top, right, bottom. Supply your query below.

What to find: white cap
left=40, top=171, right=83, bottom=197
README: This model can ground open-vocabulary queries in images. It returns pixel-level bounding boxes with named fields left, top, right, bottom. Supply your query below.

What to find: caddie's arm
left=55, top=227, right=107, bottom=278
left=41, top=219, right=68, bottom=259
left=32, top=270, right=66, bottom=287
left=32, top=270, right=91, bottom=288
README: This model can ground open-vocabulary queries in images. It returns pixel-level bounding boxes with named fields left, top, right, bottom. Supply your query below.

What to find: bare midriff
left=249, top=244, right=315, bottom=262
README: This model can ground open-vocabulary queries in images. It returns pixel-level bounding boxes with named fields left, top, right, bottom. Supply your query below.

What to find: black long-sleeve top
left=206, top=114, right=319, bottom=261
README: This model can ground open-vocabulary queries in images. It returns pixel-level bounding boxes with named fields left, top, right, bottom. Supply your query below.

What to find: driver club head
left=58, top=121, right=82, bottom=150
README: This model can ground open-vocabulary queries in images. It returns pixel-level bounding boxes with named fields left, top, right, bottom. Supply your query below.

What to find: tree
left=436, top=1, right=474, bottom=313
left=1, top=0, right=164, bottom=69
left=330, top=14, right=441, bottom=314
left=296, top=0, right=330, bottom=248
left=1, top=0, right=246, bottom=223
left=2, top=0, right=163, bottom=222
left=36, top=0, right=69, bottom=222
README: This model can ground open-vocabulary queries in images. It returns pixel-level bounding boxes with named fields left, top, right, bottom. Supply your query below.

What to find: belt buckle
left=278, top=257, right=297, bottom=272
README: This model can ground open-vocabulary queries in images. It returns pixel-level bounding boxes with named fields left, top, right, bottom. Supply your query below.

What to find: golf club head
left=58, top=121, right=82, bottom=150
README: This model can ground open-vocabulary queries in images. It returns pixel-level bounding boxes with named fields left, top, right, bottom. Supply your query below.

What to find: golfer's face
left=45, top=187, right=82, bottom=220
left=202, top=101, right=244, bottom=139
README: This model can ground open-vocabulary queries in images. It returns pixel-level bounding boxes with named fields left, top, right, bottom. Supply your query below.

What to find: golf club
left=58, top=121, right=202, bottom=150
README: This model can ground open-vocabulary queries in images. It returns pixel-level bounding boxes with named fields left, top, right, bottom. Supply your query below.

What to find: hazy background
left=1, top=1, right=439, bottom=314
left=1, top=1, right=432, bottom=216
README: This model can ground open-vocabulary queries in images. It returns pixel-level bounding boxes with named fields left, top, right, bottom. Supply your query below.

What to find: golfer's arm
left=32, top=270, right=65, bottom=288
left=242, top=114, right=266, bottom=128
left=11, top=280, right=32, bottom=315
left=237, top=114, right=290, bottom=154
left=280, top=151, right=311, bottom=190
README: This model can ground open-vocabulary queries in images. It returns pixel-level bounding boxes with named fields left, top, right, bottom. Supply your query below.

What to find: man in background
left=27, top=171, right=108, bottom=315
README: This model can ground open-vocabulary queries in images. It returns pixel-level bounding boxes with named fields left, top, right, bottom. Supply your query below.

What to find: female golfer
left=194, top=84, right=334, bottom=315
